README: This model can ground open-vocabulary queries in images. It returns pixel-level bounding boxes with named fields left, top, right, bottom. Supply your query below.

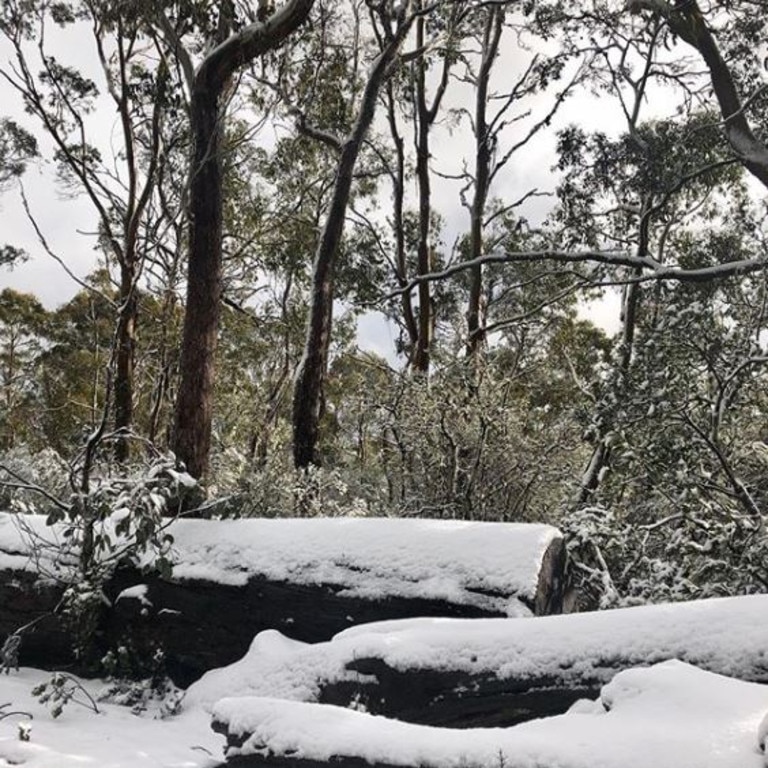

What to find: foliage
left=32, top=673, right=99, bottom=718
left=565, top=505, right=768, bottom=610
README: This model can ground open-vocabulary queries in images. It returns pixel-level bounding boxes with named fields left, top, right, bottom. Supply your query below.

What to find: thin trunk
left=113, top=269, right=137, bottom=462
left=293, top=17, right=413, bottom=468
left=412, top=15, right=432, bottom=374
left=385, top=82, right=418, bottom=353
left=466, top=7, right=503, bottom=359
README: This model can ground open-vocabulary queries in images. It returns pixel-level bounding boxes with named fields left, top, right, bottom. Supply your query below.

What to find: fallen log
left=187, top=594, right=768, bottom=728
left=208, top=662, right=768, bottom=768
left=0, top=513, right=566, bottom=685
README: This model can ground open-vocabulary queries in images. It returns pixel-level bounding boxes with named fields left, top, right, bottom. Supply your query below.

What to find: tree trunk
left=171, top=0, right=316, bottom=480
left=384, top=82, right=419, bottom=356
left=172, top=87, right=223, bottom=480
left=113, top=269, right=138, bottom=463
left=293, top=19, right=414, bottom=469
left=631, top=1, right=768, bottom=189
left=466, top=8, right=502, bottom=359
left=412, top=16, right=433, bottom=374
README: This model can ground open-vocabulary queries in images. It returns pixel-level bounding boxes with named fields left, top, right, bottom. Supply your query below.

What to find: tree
left=168, top=0, right=315, bottom=480
left=0, top=289, right=47, bottom=449
left=0, top=0, right=179, bottom=461
left=0, top=118, right=37, bottom=191
left=628, top=0, right=768, bottom=190
left=291, top=1, right=419, bottom=468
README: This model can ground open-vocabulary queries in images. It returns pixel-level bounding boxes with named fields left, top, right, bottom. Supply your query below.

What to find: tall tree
left=0, top=0, right=175, bottom=461
left=628, top=0, right=768, bottom=190
left=167, top=0, right=315, bottom=480
left=0, top=289, right=47, bottom=449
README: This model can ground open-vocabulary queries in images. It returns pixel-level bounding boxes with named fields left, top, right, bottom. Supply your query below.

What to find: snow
left=115, top=584, right=152, bottom=608
left=2, top=602, right=768, bottom=767
left=3, top=510, right=768, bottom=768
left=0, top=512, right=559, bottom=613
left=0, top=668, right=220, bottom=768
left=163, top=517, right=557, bottom=611
left=185, top=594, right=768, bottom=709
left=5, top=661, right=768, bottom=768
left=211, top=661, right=768, bottom=768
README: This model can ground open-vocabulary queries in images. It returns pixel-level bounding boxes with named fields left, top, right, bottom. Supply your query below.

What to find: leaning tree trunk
left=630, top=0, right=768, bottom=189
left=171, top=0, right=316, bottom=480
left=293, top=19, right=414, bottom=469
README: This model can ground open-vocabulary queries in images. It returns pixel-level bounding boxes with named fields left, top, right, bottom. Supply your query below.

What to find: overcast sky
left=0, top=9, right=634, bottom=355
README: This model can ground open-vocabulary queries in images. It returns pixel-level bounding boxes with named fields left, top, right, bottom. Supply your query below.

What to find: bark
left=292, top=18, right=414, bottom=469
left=384, top=82, right=419, bottom=354
left=171, top=0, right=315, bottom=479
left=412, top=15, right=433, bottom=373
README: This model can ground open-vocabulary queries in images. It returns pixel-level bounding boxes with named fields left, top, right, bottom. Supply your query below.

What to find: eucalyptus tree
left=290, top=0, right=422, bottom=468
left=0, top=118, right=37, bottom=269
left=403, top=0, right=468, bottom=373
left=0, top=0, right=179, bottom=461
left=458, top=5, right=586, bottom=359
left=0, top=117, right=37, bottom=192
left=627, top=0, right=768, bottom=190
left=156, top=0, right=315, bottom=480
left=0, top=289, right=47, bottom=449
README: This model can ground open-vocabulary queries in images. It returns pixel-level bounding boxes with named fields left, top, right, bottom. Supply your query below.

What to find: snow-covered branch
left=387, top=248, right=768, bottom=298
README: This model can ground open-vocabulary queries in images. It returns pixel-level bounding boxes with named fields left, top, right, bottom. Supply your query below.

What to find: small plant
left=98, top=643, right=181, bottom=717
left=32, top=672, right=100, bottom=718
left=0, top=702, right=33, bottom=723
left=0, top=702, right=33, bottom=742
left=1, top=634, right=21, bottom=674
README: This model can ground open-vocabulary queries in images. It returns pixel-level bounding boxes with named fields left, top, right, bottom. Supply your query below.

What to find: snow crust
left=0, top=512, right=559, bottom=612
left=186, top=593, right=768, bottom=709
left=212, top=661, right=768, bottom=768
left=0, top=513, right=76, bottom=577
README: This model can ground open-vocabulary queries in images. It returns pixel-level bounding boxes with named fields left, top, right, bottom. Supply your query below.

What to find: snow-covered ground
left=2, top=510, right=767, bottom=768
left=0, top=668, right=220, bottom=768
left=2, top=660, right=767, bottom=768
left=213, top=661, right=768, bottom=768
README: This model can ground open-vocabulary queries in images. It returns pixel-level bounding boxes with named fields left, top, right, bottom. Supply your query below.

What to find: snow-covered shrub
left=32, top=672, right=99, bottom=718
left=215, top=450, right=380, bottom=518
left=0, top=445, right=69, bottom=514
left=368, top=364, right=583, bottom=521
left=4, top=448, right=199, bottom=670
left=564, top=505, right=768, bottom=608
left=98, top=646, right=182, bottom=716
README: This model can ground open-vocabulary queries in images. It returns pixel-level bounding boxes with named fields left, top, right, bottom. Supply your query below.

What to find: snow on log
left=188, top=594, right=768, bottom=728
left=0, top=513, right=565, bottom=684
left=209, top=661, right=768, bottom=768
